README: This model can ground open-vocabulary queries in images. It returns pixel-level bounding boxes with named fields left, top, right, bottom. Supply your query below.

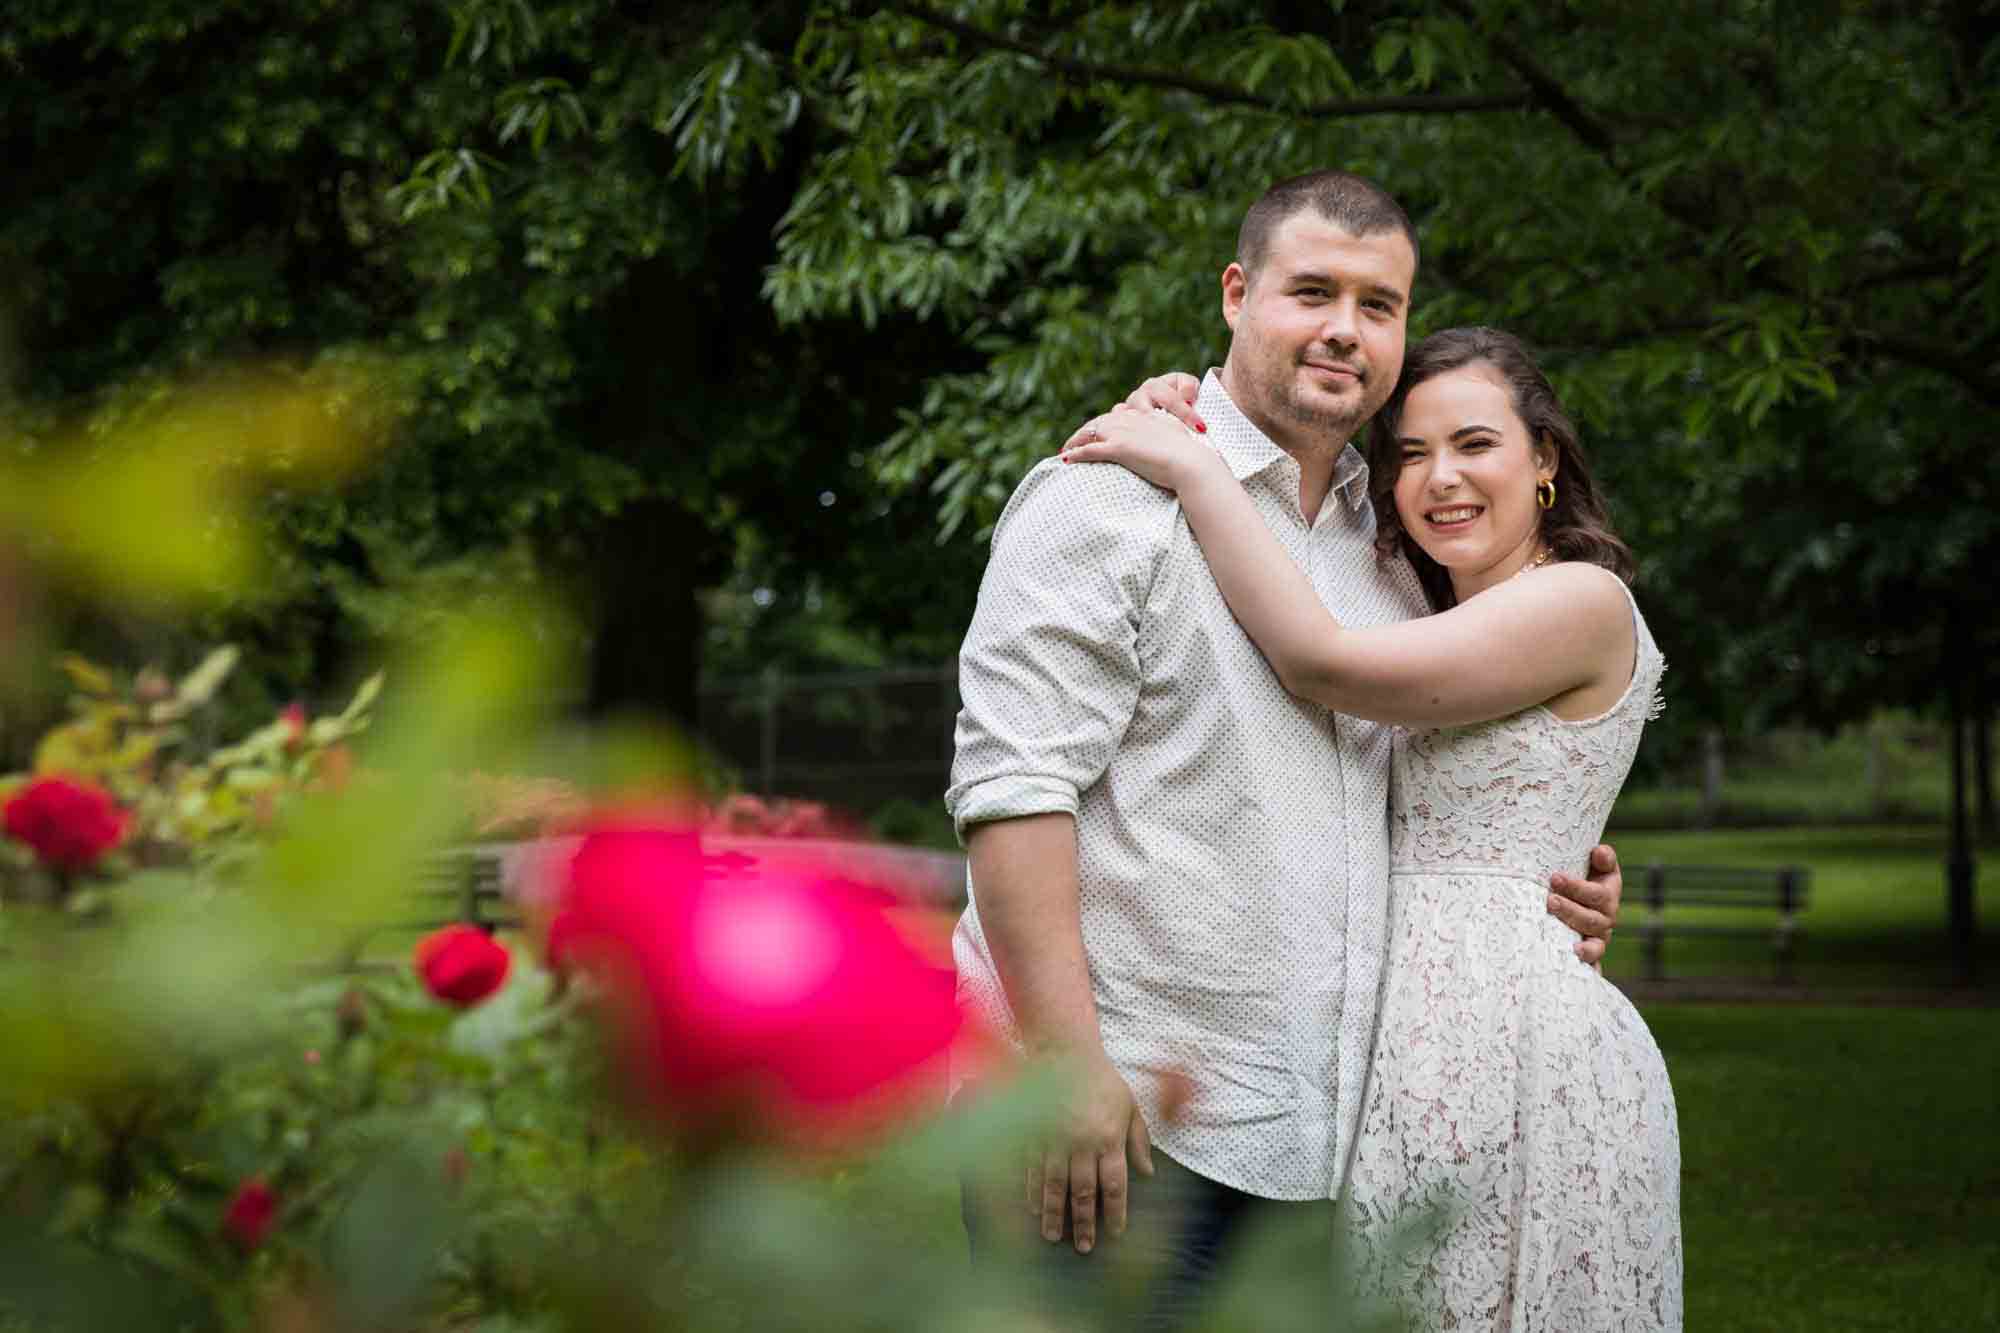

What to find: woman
left=1062, top=327, right=1682, bottom=1330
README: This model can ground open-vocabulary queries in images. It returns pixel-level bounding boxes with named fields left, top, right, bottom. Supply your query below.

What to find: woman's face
left=1390, top=363, right=1556, bottom=597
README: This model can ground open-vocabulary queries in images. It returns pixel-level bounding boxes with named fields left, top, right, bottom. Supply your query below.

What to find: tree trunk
left=1865, top=715, right=1888, bottom=816
left=1698, top=726, right=1726, bottom=826
left=584, top=498, right=706, bottom=726
left=575, top=244, right=734, bottom=727
left=1947, top=667, right=1979, bottom=985
left=1977, top=658, right=1994, bottom=837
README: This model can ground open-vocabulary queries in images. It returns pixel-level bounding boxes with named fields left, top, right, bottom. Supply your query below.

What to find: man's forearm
left=966, top=813, right=1105, bottom=1056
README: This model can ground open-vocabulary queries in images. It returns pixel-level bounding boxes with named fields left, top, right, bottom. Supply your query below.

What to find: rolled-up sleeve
left=946, top=460, right=1163, bottom=839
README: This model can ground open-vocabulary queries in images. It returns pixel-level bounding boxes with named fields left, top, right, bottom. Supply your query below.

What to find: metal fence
left=695, top=665, right=960, bottom=811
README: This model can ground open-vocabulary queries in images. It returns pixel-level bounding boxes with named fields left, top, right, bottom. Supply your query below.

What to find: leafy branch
left=1440, top=0, right=2000, bottom=408
left=882, top=1, right=1532, bottom=119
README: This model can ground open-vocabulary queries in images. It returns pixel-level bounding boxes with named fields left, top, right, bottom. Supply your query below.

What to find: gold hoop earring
left=1536, top=478, right=1556, bottom=510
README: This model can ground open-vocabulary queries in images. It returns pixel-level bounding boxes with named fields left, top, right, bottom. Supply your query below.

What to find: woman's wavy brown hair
left=1367, top=326, right=1634, bottom=611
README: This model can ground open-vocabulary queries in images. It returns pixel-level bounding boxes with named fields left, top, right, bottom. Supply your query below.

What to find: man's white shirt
left=948, top=371, right=1429, bottom=1201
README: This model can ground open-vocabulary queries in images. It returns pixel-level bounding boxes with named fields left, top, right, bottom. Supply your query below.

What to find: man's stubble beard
left=1269, top=374, right=1374, bottom=451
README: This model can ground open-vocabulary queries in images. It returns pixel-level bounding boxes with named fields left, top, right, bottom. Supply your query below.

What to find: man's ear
left=1221, top=263, right=1248, bottom=331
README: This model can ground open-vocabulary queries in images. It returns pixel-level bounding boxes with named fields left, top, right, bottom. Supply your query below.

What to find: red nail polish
left=1194, top=420, right=1208, bottom=434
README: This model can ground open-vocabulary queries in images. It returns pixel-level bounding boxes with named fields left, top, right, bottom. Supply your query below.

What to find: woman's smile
left=1423, top=503, right=1485, bottom=531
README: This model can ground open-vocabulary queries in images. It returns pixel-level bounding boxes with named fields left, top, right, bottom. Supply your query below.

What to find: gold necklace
left=1511, top=546, right=1555, bottom=580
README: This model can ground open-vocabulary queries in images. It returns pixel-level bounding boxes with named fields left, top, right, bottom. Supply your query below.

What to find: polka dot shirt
left=948, top=371, right=1430, bottom=1201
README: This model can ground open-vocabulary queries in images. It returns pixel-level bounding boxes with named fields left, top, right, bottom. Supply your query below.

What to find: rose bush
left=0, top=673, right=1266, bottom=1330
left=0, top=648, right=379, bottom=876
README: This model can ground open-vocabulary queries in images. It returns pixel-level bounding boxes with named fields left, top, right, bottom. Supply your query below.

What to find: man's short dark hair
left=1236, top=170, right=1419, bottom=281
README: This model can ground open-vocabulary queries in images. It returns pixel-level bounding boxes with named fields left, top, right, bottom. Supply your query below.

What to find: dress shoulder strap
left=1606, top=573, right=1668, bottom=722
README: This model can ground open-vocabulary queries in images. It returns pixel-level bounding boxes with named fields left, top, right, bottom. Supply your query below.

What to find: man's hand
left=1123, top=372, right=1205, bottom=432
left=1029, top=1051, right=1155, bottom=1254
left=1548, top=842, right=1623, bottom=965
left=965, top=816, right=1149, bottom=1254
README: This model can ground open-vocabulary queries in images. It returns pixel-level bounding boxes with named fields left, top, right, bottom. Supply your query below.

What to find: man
left=945, top=170, right=1622, bottom=1324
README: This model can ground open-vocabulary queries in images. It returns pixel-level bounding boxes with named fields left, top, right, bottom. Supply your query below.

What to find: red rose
left=550, top=819, right=963, bottom=1141
left=279, top=702, right=307, bottom=751
left=2, top=776, right=129, bottom=872
left=222, top=1175, right=278, bottom=1251
left=413, top=924, right=511, bottom=1008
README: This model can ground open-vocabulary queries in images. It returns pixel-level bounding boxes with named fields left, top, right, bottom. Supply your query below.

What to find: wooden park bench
left=414, top=843, right=519, bottom=933
left=412, top=837, right=969, bottom=937
left=1638, top=863, right=1810, bottom=983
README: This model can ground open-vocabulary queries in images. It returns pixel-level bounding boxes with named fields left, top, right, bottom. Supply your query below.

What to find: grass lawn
left=858, top=1003, right=1998, bottom=1330
left=1611, top=712, right=1961, bottom=828
left=1647, top=1003, right=2000, bottom=1331
left=1598, top=825, right=1999, bottom=990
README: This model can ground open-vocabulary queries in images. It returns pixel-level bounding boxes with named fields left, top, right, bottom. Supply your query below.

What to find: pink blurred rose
left=547, top=819, right=963, bottom=1141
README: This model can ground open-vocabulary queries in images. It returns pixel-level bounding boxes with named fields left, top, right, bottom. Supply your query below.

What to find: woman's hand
left=1122, top=372, right=1206, bottom=434
left=1061, top=407, right=1225, bottom=495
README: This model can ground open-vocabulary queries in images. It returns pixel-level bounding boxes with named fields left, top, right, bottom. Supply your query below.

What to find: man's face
left=1219, top=213, right=1415, bottom=451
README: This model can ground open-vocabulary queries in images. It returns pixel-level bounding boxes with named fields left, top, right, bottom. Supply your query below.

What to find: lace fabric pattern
left=1342, top=590, right=1684, bottom=1330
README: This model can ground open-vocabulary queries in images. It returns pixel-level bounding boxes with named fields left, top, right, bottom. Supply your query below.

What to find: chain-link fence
left=695, top=665, right=960, bottom=815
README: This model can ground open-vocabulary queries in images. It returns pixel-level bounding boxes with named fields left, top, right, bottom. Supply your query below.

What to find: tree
left=0, top=0, right=984, bottom=735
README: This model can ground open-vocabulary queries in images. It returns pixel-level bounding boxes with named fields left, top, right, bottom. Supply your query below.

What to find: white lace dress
left=1342, top=584, right=1683, bottom=1330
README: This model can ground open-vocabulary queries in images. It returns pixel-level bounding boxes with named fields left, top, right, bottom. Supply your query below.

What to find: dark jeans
left=960, top=1150, right=1316, bottom=1331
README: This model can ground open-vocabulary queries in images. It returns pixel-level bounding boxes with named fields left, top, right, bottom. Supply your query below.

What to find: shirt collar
left=1195, top=370, right=1373, bottom=512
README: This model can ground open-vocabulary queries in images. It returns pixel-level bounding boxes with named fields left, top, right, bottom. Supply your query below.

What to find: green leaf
left=1371, top=32, right=1407, bottom=77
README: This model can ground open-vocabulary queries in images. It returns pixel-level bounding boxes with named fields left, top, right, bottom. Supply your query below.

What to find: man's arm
left=946, top=459, right=1169, bottom=1255
left=967, top=814, right=1153, bottom=1254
